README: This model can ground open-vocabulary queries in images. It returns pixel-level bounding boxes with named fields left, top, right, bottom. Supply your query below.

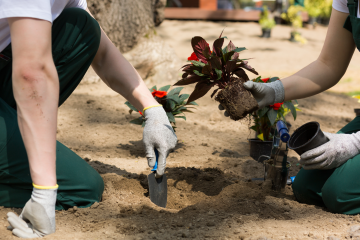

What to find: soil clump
left=215, top=78, right=258, bottom=121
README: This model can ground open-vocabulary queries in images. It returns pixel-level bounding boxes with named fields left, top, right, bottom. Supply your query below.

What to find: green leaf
left=182, top=109, right=194, bottom=113
left=168, top=95, right=181, bottom=104
left=234, top=47, right=246, bottom=52
left=168, top=100, right=176, bottom=110
left=215, top=69, right=222, bottom=80
left=168, top=87, right=184, bottom=96
left=175, top=116, right=186, bottom=120
left=166, top=112, right=176, bottom=123
left=189, top=101, right=198, bottom=106
left=250, top=126, right=257, bottom=131
left=172, top=111, right=182, bottom=115
left=258, top=107, right=269, bottom=118
left=194, top=70, right=205, bottom=77
left=125, top=101, right=138, bottom=111
left=221, top=36, right=228, bottom=39
left=179, top=94, right=190, bottom=102
left=130, top=117, right=144, bottom=125
left=293, top=99, right=299, bottom=105
left=269, top=77, right=279, bottom=82
left=159, top=85, right=171, bottom=92
left=150, top=85, right=157, bottom=91
left=142, top=121, right=146, bottom=127
left=267, top=109, right=277, bottom=126
left=176, top=106, right=187, bottom=111
left=188, top=60, right=205, bottom=67
left=285, top=101, right=297, bottom=120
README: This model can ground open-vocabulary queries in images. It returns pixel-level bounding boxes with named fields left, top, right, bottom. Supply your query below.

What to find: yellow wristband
left=143, top=104, right=162, bottom=112
left=33, top=183, right=59, bottom=190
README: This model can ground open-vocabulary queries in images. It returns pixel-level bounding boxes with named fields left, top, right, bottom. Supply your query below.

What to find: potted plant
left=174, top=31, right=259, bottom=121
left=259, top=6, right=276, bottom=38
left=304, top=0, right=322, bottom=29
left=125, top=85, right=197, bottom=131
left=281, top=5, right=307, bottom=44
left=249, top=77, right=300, bottom=162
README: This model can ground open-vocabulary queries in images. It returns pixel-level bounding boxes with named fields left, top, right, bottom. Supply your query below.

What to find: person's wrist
left=266, top=80, right=285, bottom=104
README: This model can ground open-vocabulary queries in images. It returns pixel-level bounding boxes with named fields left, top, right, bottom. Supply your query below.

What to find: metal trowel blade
left=148, top=172, right=167, bottom=208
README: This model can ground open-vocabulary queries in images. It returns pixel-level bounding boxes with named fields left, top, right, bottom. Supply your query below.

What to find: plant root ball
left=215, top=77, right=258, bottom=121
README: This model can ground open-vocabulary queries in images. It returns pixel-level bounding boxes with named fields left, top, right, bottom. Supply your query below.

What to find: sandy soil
left=2, top=21, right=360, bottom=240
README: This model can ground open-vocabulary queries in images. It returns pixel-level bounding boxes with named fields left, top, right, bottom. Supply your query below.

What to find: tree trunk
left=83, top=0, right=180, bottom=85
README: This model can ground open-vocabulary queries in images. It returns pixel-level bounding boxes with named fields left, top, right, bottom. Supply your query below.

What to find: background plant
left=125, top=85, right=197, bottom=131
left=259, top=6, right=276, bottom=30
left=250, top=77, right=300, bottom=141
left=304, top=0, right=322, bottom=18
left=281, top=5, right=304, bottom=31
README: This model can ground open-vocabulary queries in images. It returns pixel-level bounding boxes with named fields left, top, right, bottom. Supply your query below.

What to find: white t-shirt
left=333, top=0, right=360, bottom=17
left=0, top=0, right=87, bottom=52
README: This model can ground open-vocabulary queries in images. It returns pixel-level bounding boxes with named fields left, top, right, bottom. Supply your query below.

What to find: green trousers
left=293, top=117, right=360, bottom=215
left=0, top=8, right=104, bottom=210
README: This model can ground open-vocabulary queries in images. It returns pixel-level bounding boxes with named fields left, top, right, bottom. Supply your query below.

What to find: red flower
left=270, top=102, right=284, bottom=111
left=151, top=89, right=167, bottom=98
left=262, top=78, right=270, bottom=83
left=139, top=111, right=143, bottom=116
left=188, top=52, right=199, bottom=61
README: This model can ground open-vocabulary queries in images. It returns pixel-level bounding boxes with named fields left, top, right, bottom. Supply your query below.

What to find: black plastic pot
left=288, top=122, right=329, bottom=155
left=249, top=139, right=273, bottom=162
left=355, top=108, right=360, bottom=116
left=261, top=29, right=271, bottom=38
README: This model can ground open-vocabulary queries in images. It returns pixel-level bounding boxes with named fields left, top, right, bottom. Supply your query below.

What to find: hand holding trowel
left=148, top=149, right=167, bottom=208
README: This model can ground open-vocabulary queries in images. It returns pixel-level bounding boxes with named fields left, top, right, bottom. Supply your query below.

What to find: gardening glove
left=300, top=132, right=360, bottom=170
left=143, top=105, right=177, bottom=177
left=218, top=80, right=285, bottom=116
left=7, top=184, right=58, bottom=238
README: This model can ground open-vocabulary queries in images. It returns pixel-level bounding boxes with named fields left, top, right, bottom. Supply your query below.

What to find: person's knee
left=322, top=180, right=349, bottom=214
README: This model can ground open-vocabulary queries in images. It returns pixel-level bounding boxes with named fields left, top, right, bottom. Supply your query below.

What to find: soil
left=215, top=77, right=259, bottom=121
left=2, top=21, right=360, bottom=240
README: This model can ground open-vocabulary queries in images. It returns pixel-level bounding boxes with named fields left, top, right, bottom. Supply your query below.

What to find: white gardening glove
left=218, top=80, right=285, bottom=115
left=7, top=185, right=57, bottom=238
left=300, top=132, right=360, bottom=170
left=142, top=105, right=177, bottom=177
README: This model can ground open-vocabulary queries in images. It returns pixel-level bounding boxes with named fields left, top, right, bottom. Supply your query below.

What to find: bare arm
left=282, top=9, right=356, bottom=101
left=8, top=18, right=58, bottom=186
left=87, top=9, right=158, bottom=111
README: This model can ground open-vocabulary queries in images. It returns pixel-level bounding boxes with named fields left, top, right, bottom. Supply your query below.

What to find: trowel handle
left=276, top=120, right=290, bottom=143
left=151, top=149, right=159, bottom=172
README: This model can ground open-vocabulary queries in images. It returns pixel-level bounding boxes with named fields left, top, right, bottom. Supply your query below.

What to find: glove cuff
left=33, top=183, right=59, bottom=190
left=266, top=80, right=285, bottom=104
left=143, top=104, right=162, bottom=113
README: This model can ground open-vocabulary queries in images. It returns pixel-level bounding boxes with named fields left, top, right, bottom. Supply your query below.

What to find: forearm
left=281, top=58, right=343, bottom=101
left=13, top=63, right=59, bottom=186
left=91, top=30, right=158, bottom=111
left=281, top=9, right=355, bottom=102
left=9, top=18, right=58, bottom=187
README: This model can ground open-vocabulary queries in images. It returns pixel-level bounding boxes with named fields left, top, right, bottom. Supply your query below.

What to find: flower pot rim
left=288, top=121, right=320, bottom=150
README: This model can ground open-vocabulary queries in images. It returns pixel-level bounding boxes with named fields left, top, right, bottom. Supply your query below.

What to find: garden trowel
left=148, top=149, right=167, bottom=208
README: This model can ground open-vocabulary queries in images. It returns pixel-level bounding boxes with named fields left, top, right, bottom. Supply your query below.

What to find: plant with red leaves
left=174, top=31, right=259, bottom=120
left=250, top=76, right=300, bottom=141
left=125, top=85, right=197, bottom=131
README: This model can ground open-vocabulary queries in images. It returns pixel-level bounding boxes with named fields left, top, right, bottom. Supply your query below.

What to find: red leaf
left=233, top=68, right=249, bottom=80
left=225, top=61, right=238, bottom=74
left=209, top=56, right=222, bottom=70
left=202, top=62, right=213, bottom=75
left=174, top=75, right=204, bottom=86
left=227, top=41, right=236, bottom=52
left=213, top=38, right=224, bottom=57
left=232, top=52, right=239, bottom=60
left=186, top=82, right=215, bottom=104
left=191, top=37, right=210, bottom=64
left=211, top=88, right=220, bottom=98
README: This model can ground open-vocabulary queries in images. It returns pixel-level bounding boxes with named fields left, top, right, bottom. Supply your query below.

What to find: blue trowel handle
left=151, top=149, right=159, bottom=172
left=276, top=120, right=290, bottom=143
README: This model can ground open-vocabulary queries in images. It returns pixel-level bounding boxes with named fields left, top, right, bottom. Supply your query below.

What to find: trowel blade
left=148, top=172, right=167, bottom=208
